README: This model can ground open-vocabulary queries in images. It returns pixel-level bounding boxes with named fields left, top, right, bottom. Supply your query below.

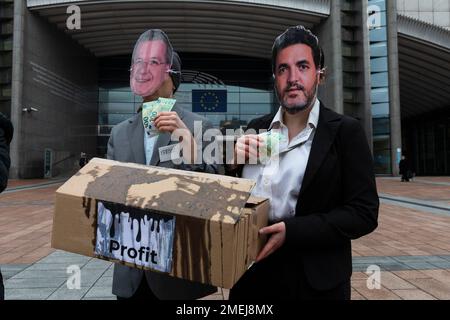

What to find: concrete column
left=329, top=0, right=343, bottom=115
left=387, top=0, right=402, bottom=176
left=9, top=0, right=25, bottom=179
left=315, top=0, right=343, bottom=114
left=358, top=0, right=374, bottom=154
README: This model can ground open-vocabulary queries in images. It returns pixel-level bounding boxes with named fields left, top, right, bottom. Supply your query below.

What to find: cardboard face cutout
left=130, top=30, right=174, bottom=97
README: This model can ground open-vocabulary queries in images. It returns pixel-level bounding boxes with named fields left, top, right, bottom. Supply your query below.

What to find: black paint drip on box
left=98, top=200, right=174, bottom=243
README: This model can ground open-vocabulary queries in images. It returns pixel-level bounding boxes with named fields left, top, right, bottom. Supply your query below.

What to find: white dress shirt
left=242, top=99, right=320, bottom=222
left=144, top=129, right=158, bottom=165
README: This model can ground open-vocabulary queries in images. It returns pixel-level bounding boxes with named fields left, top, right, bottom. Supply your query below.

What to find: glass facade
left=368, top=0, right=391, bottom=174
left=176, top=84, right=273, bottom=126
left=97, top=54, right=275, bottom=157
left=404, top=112, right=450, bottom=176
left=0, top=0, right=13, bottom=117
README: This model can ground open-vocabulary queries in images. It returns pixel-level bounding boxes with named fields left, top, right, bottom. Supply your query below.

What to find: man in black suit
left=0, top=112, right=13, bottom=300
left=399, top=155, right=410, bottom=182
left=228, top=25, right=379, bottom=300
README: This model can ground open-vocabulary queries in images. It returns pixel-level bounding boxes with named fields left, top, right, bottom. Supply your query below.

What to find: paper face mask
left=130, top=30, right=174, bottom=97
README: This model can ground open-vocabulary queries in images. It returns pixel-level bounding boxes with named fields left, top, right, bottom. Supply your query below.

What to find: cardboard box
left=52, top=158, right=268, bottom=289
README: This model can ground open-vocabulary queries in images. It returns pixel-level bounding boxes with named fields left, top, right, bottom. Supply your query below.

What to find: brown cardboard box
left=52, top=157, right=268, bottom=289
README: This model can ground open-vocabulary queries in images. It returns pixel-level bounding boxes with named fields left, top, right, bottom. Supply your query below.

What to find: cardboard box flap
left=57, top=158, right=256, bottom=223
left=246, top=196, right=268, bottom=207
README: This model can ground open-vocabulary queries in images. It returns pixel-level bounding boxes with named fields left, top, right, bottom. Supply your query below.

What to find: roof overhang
left=26, top=0, right=330, bottom=59
left=397, top=15, right=450, bottom=119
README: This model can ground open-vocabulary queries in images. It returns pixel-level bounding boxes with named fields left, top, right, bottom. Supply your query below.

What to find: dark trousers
left=0, top=269, right=4, bottom=300
left=116, top=277, right=159, bottom=300
left=229, top=251, right=351, bottom=300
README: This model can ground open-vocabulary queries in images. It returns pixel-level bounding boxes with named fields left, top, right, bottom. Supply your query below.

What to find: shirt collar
left=269, top=98, right=320, bottom=130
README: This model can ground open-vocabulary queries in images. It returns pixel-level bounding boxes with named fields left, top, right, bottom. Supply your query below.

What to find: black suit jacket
left=0, top=113, right=13, bottom=192
left=230, top=103, right=379, bottom=293
left=0, top=112, right=13, bottom=300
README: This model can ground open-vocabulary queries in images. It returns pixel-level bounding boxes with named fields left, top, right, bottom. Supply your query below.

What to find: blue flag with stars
left=192, top=90, right=227, bottom=113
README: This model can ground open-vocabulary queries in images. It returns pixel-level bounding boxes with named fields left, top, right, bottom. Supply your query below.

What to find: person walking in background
left=79, top=152, right=88, bottom=168
left=399, top=155, right=411, bottom=182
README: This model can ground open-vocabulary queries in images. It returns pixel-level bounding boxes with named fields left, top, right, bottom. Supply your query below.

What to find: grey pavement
left=2, top=250, right=450, bottom=300
left=379, top=193, right=450, bottom=217
left=2, top=250, right=115, bottom=300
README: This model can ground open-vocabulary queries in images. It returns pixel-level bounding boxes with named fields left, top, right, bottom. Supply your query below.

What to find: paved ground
left=1, top=177, right=450, bottom=300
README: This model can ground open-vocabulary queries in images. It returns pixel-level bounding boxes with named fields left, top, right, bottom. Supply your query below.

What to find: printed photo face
left=130, top=40, right=170, bottom=97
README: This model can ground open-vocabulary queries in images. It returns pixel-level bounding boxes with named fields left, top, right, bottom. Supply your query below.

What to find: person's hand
left=232, top=134, right=263, bottom=165
left=255, top=222, right=286, bottom=262
left=154, top=111, right=188, bottom=133
left=154, top=111, right=197, bottom=163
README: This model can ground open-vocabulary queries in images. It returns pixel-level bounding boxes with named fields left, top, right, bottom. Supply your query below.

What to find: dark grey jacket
left=107, top=105, right=218, bottom=299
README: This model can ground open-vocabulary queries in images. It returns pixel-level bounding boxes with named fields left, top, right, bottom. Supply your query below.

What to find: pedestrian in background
left=79, top=152, right=88, bottom=168
left=399, top=155, right=411, bottom=182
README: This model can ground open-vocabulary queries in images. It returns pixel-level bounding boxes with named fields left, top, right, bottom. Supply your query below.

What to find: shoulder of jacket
left=0, top=113, right=13, bottom=144
left=111, top=115, right=137, bottom=134
left=340, top=114, right=362, bottom=129
left=321, top=105, right=358, bottom=126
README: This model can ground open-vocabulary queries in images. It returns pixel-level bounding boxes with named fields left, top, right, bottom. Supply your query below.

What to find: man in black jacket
left=228, top=26, right=379, bottom=300
left=399, top=155, right=411, bottom=182
left=0, top=112, right=13, bottom=300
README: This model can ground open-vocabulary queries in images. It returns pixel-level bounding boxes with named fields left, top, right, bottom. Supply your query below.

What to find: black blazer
left=0, top=113, right=13, bottom=193
left=230, top=103, right=379, bottom=292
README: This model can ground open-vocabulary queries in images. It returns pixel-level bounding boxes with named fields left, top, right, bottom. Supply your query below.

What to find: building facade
left=2, top=0, right=450, bottom=178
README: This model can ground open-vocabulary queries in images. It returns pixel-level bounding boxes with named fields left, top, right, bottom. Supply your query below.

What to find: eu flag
left=192, top=90, right=227, bottom=113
